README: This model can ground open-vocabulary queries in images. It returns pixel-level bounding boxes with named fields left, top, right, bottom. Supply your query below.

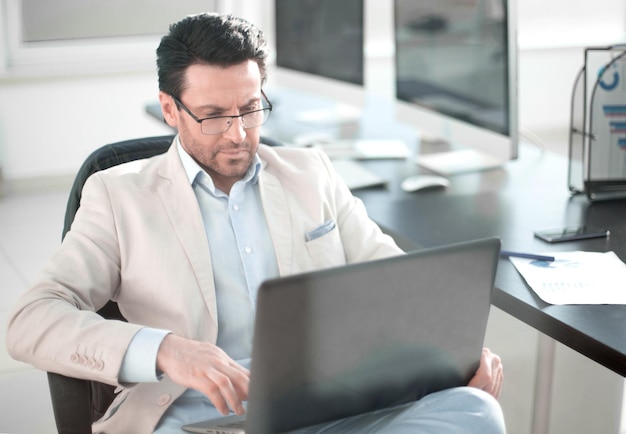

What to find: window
left=1, top=0, right=219, bottom=76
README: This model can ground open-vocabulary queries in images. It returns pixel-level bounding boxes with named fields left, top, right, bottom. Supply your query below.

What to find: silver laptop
left=183, top=237, right=500, bottom=434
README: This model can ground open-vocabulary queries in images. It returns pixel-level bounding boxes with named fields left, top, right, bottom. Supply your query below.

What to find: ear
left=159, top=91, right=179, bottom=128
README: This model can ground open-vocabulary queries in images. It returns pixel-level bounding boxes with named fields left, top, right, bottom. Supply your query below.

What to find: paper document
left=294, top=104, right=362, bottom=126
left=352, top=139, right=410, bottom=159
left=509, top=251, right=626, bottom=305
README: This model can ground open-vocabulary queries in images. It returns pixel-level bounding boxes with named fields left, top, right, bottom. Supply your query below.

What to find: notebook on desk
left=183, top=237, right=500, bottom=434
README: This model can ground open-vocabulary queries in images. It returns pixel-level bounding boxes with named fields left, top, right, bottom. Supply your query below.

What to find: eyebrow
left=195, top=96, right=261, bottom=114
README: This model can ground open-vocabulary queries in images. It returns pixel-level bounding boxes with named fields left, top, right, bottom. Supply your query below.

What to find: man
left=6, top=13, right=504, bottom=433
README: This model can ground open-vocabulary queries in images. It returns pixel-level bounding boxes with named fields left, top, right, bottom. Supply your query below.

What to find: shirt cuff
left=119, top=327, right=171, bottom=383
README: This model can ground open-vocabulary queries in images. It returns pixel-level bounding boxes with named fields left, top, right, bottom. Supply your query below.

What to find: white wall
left=516, top=0, right=626, bottom=152
left=0, top=72, right=172, bottom=183
left=517, top=0, right=626, bottom=49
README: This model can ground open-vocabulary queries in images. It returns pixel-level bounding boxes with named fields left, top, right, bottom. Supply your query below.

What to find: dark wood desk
left=353, top=144, right=626, bottom=377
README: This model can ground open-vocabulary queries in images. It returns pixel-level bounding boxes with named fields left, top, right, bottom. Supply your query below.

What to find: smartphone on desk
left=534, top=225, right=610, bottom=243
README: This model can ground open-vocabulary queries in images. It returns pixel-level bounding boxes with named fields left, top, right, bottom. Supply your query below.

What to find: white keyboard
left=331, top=160, right=387, bottom=190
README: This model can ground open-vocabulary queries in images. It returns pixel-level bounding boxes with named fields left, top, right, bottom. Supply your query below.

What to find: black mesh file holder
left=568, top=64, right=586, bottom=195
left=569, top=45, right=626, bottom=201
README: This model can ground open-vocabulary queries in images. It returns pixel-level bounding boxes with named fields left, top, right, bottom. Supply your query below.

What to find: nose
left=222, top=116, right=246, bottom=143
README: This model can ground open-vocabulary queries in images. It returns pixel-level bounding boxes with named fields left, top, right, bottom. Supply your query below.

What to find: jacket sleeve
left=6, top=173, right=143, bottom=386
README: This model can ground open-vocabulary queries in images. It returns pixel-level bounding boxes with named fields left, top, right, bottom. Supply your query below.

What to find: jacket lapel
left=155, top=145, right=218, bottom=325
left=258, top=161, right=294, bottom=276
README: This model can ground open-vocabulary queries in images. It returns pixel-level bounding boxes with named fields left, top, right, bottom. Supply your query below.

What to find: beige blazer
left=6, top=141, right=402, bottom=433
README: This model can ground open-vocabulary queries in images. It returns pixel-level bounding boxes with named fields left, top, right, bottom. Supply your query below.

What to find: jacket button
left=95, top=360, right=105, bottom=371
left=70, top=353, right=79, bottom=364
left=157, top=394, right=171, bottom=406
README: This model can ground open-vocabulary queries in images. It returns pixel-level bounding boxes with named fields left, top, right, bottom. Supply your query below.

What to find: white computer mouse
left=401, top=175, right=450, bottom=192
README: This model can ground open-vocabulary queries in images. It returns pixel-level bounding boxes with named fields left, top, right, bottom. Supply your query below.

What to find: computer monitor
left=394, top=0, right=518, bottom=175
left=264, top=0, right=366, bottom=129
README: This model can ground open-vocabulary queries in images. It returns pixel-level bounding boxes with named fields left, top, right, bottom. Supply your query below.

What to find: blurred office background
left=1, top=0, right=625, bottom=433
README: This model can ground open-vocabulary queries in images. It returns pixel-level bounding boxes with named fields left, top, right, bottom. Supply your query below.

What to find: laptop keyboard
left=222, top=420, right=246, bottom=429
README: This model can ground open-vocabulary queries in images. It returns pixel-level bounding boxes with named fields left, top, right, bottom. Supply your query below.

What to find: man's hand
left=467, top=348, right=503, bottom=399
left=156, top=334, right=250, bottom=415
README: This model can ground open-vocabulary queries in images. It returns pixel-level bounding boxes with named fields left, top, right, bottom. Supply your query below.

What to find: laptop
left=183, top=237, right=500, bottom=434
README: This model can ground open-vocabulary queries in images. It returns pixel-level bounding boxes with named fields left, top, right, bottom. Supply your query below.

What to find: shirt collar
left=176, top=135, right=263, bottom=189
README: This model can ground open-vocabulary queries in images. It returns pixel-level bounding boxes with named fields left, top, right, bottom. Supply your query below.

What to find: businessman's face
left=160, top=60, right=264, bottom=194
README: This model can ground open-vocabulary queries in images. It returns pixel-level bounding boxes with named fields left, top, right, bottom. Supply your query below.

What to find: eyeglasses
left=172, top=90, right=273, bottom=135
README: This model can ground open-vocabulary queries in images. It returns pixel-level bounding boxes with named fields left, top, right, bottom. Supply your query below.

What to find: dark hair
left=156, top=13, right=269, bottom=98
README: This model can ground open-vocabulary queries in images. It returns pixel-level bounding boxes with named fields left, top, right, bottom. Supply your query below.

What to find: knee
left=452, top=387, right=506, bottom=434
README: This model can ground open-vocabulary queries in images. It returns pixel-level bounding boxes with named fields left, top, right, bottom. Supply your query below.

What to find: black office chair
left=48, top=134, right=282, bottom=434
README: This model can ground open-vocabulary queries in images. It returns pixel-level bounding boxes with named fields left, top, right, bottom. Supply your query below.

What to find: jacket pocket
left=95, top=387, right=131, bottom=423
left=304, top=222, right=346, bottom=269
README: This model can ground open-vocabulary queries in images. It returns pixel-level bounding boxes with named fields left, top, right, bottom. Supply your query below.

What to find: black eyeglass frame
left=172, top=90, right=273, bottom=135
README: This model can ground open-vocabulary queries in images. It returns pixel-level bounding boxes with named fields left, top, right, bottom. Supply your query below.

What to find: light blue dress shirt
left=119, top=139, right=279, bottom=394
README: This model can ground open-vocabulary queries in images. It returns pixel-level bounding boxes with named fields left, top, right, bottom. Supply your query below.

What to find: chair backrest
left=48, top=134, right=282, bottom=433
